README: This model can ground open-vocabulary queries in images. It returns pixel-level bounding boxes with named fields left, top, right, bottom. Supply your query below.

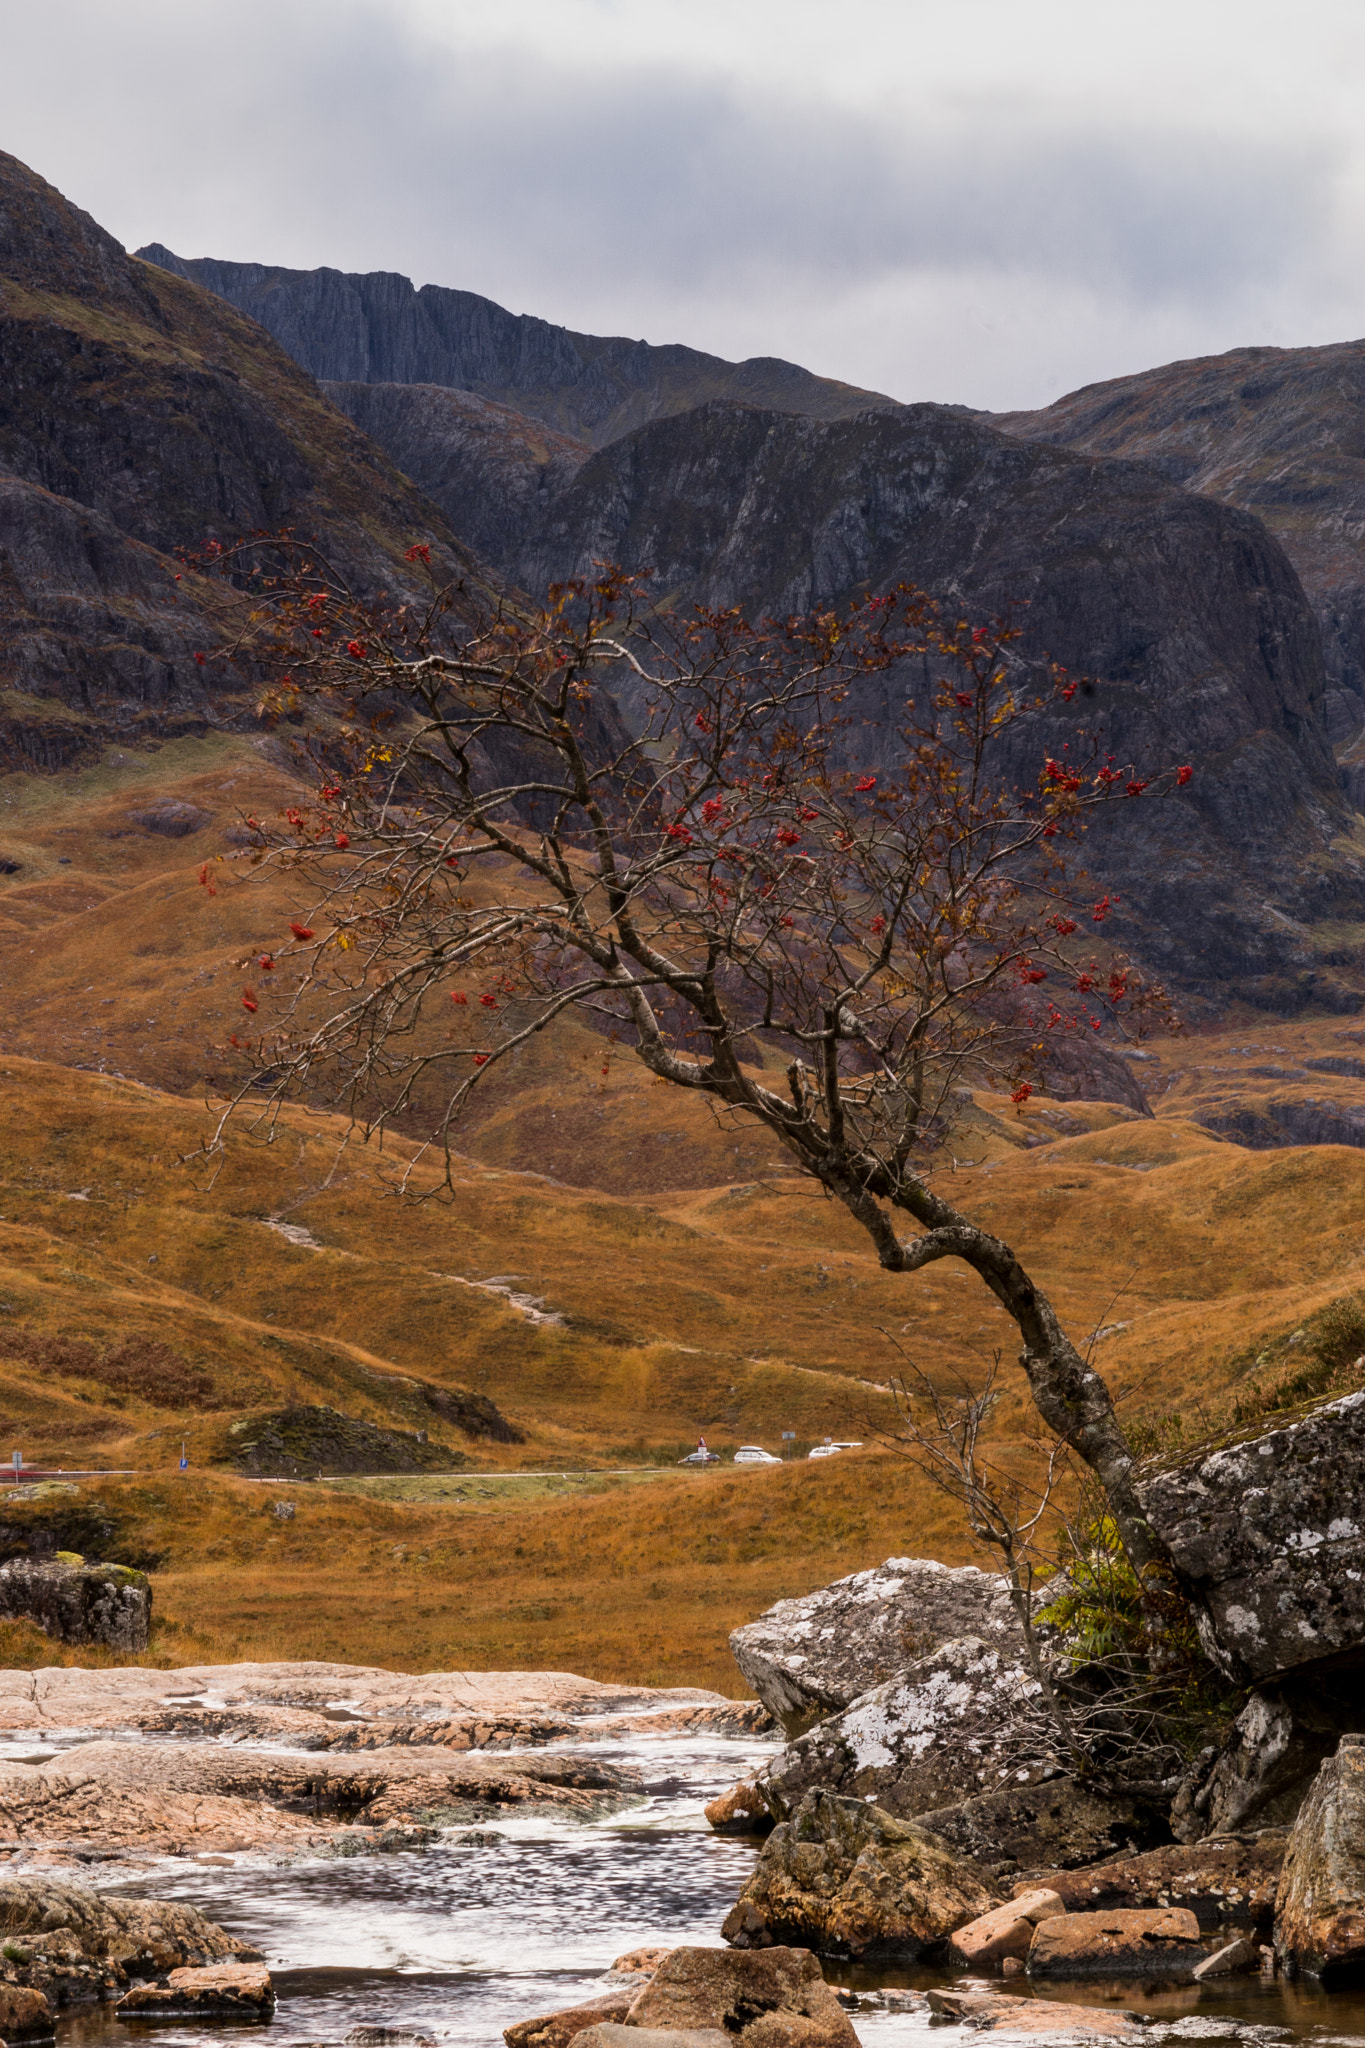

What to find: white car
left=733, top=1446, right=781, bottom=1465
left=808, top=1440, right=863, bottom=1460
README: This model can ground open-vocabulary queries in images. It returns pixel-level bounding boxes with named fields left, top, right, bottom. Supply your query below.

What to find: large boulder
left=912, top=1777, right=1168, bottom=1878
left=0, top=1557, right=150, bottom=1650
left=1172, top=1679, right=1365, bottom=1838
left=625, top=1945, right=857, bottom=2048
left=758, top=1637, right=1040, bottom=1821
left=1026, top=1832, right=1286, bottom=1935
left=721, top=1788, right=996, bottom=1960
left=1137, top=1392, right=1365, bottom=1684
left=1275, top=1735, right=1365, bottom=1982
left=730, top=1561, right=1022, bottom=1727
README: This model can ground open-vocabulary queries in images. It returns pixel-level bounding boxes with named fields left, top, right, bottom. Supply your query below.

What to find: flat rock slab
left=0, top=1662, right=733, bottom=1732
left=628, top=1944, right=858, bottom=2048
left=762, top=1636, right=1039, bottom=1822
left=0, top=1739, right=641, bottom=1852
left=1027, top=1908, right=1205, bottom=1980
left=1137, top=1392, right=1365, bottom=1683
left=115, top=1962, right=275, bottom=2020
left=928, top=1989, right=1143, bottom=2036
left=731, top=1560, right=1022, bottom=1725
left=949, top=1891, right=1065, bottom=1970
left=574, top=2028, right=728, bottom=2048
left=1275, top=1734, right=1365, bottom=1981
left=1022, top=1834, right=1286, bottom=1934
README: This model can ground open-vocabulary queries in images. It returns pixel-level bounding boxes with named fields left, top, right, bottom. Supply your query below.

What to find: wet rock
left=626, top=1943, right=859, bottom=2048
left=947, top=1890, right=1064, bottom=1971
left=705, top=1783, right=774, bottom=1836
left=759, top=1637, right=1038, bottom=1820
left=918, top=1776, right=1167, bottom=1876
left=504, top=1990, right=635, bottom=2048
left=1026, top=1906, right=1205, bottom=1979
left=114, top=1962, right=275, bottom=2020
left=1171, top=1680, right=1365, bottom=1838
left=1192, top=1937, right=1260, bottom=1979
left=1274, top=1735, right=1365, bottom=1982
left=1020, top=1831, right=1286, bottom=1935
left=1137, top=1392, right=1365, bottom=1683
left=0, top=1878, right=260, bottom=1972
left=0, top=1558, right=149, bottom=1651
left=574, top=2027, right=727, bottom=2048
left=347, top=2030, right=437, bottom=2048
left=730, top=1562, right=1022, bottom=1727
left=926, top=1988, right=1143, bottom=2036
left=0, top=1984, right=53, bottom=2039
left=0, top=1739, right=643, bottom=1854
left=607, top=1948, right=672, bottom=1980
left=721, top=1788, right=996, bottom=1960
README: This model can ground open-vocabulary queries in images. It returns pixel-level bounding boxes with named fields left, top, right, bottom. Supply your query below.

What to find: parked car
left=678, top=1447, right=720, bottom=1466
left=733, top=1446, right=781, bottom=1465
left=808, top=1440, right=863, bottom=1460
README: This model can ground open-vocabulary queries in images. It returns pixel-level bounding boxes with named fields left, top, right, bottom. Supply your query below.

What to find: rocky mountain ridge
left=135, top=246, right=897, bottom=449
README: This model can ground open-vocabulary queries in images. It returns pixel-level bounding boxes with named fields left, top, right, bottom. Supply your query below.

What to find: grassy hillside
left=4, top=737, right=1365, bottom=1685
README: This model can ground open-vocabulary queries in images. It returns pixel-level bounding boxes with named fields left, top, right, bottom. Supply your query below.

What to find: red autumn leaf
left=1010, top=1082, right=1032, bottom=1105
left=472, top=1053, right=489, bottom=1065
left=346, top=640, right=367, bottom=660
left=289, top=922, right=314, bottom=940
left=405, top=542, right=432, bottom=564
left=855, top=775, right=877, bottom=792
left=479, top=993, right=498, bottom=1007
left=258, top=955, right=275, bottom=971
left=1176, top=764, right=1193, bottom=786
left=450, top=992, right=468, bottom=1005
left=334, top=833, right=350, bottom=849
left=241, top=989, right=258, bottom=1013
left=194, top=651, right=206, bottom=665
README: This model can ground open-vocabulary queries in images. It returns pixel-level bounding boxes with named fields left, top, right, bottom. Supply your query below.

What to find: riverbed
left=26, top=1723, right=1365, bottom=2048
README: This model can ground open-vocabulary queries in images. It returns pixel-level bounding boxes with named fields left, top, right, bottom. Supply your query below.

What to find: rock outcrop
left=508, top=398, right=1365, bottom=1007
left=1025, top=1833, right=1286, bottom=1935
left=625, top=1944, right=859, bottom=2048
left=993, top=338, right=1365, bottom=706
left=1171, top=1681, right=1365, bottom=1838
left=729, top=1560, right=1022, bottom=1727
left=0, top=1735, right=642, bottom=1853
left=137, top=249, right=896, bottom=450
left=0, top=1877, right=259, bottom=2010
left=721, top=1789, right=995, bottom=1960
left=0, top=1558, right=149, bottom=1650
left=757, top=1637, right=1039, bottom=1820
left=1138, top=1391, right=1365, bottom=1683
left=912, top=1777, right=1167, bottom=1878
left=1274, top=1735, right=1365, bottom=1982
left=0, top=150, right=480, bottom=764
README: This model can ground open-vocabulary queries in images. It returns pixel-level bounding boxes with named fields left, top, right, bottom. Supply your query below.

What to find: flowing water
left=23, top=1725, right=1365, bottom=2048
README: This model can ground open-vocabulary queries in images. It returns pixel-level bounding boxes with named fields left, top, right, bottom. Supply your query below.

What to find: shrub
left=0, top=1330, right=218, bottom=1408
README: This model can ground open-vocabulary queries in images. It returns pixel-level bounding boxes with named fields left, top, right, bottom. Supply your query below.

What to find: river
left=27, top=1723, right=1365, bottom=2048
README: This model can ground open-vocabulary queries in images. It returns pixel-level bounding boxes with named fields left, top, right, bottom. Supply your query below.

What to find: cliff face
left=0, top=155, right=478, bottom=758
left=992, top=342, right=1365, bottom=728
left=136, top=247, right=897, bottom=450
left=508, top=400, right=1365, bottom=1005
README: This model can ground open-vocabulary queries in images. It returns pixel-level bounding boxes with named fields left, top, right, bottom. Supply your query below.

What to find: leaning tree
left=193, top=540, right=1190, bottom=1576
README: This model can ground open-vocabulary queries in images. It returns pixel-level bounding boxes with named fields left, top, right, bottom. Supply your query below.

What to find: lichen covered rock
left=1275, top=1735, right=1365, bottom=1981
left=759, top=1637, right=1038, bottom=1821
left=0, top=1557, right=149, bottom=1650
left=1138, top=1392, right=1365, bottom=1683
left=729, top=1562, right=1022, bottom=1727
left=722, top=1788, right=996, bottom=1960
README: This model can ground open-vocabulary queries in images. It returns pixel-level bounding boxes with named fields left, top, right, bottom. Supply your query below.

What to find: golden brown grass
left=6, top=744, right=1365, bottom=1685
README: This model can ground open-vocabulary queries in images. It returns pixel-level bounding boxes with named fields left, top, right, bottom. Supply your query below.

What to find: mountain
left=135, top=247, right=898, bottom=448
left=991, top=342, right=1365, bottom=742
left=499, top=399, right=1365, bottom=1007
left=0, top=153, right=480, bottom=764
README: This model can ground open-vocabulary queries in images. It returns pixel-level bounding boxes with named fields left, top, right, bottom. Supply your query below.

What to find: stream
left=23, top=1724, right=1365, bottom=2048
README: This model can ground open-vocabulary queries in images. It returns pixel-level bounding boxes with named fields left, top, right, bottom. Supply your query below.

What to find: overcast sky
left=3, top=0, right=1363, bottom=410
